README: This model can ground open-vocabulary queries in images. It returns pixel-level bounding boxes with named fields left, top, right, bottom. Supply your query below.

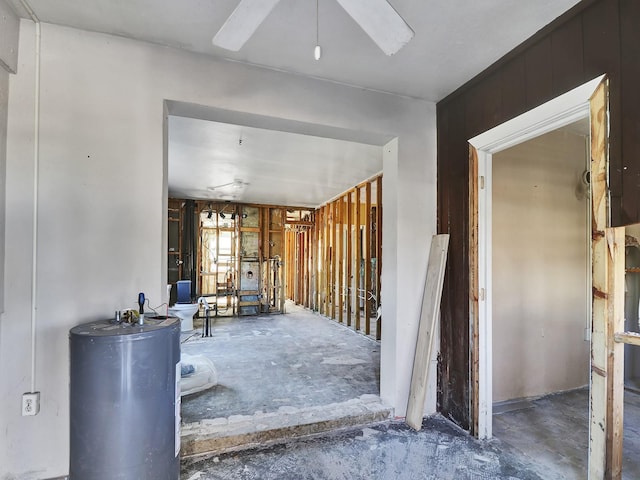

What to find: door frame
left=467, top=75, right=606, bottom=441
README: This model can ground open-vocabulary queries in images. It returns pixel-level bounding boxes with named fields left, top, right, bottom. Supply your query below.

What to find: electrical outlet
left=22, top=392, right=40, bottom=416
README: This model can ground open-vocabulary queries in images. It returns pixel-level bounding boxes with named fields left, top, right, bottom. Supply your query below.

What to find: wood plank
left=605, top=227, right=625, bottom=480
left=406, top=234, right=450, bottom=430
left=365, top=181, right=372, bottom=334
left=338, top=197, right=344, bottom=324
left=376, top=175, right=383, bottom=340
left=331, top=200, right=337, bottom=320
left=322, top=205, right=331, bottom=317
left=346, top=193, right=353, bottom=327
left=614, top=332, right=640, bottom=347
left=589, top=78, right=609, bottom=480
left=468, top=146, right=480, bottom=437
left=355, top=187, right=362, bottom=332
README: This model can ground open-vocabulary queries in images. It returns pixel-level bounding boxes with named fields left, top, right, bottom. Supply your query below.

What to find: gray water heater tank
left=69, top=316, right=181, bottom=480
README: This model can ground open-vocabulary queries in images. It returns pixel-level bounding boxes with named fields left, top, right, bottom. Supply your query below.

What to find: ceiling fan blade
left=213, top=0, right=282, bottom=51
left=334, top=0, right=414, bottom=56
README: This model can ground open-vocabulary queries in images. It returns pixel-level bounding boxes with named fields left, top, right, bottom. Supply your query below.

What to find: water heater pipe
left=18, top=0, right=41, bottom=394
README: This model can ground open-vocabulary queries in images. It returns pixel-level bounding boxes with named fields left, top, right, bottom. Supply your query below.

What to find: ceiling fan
left=212, top=0, right=414, bottom=56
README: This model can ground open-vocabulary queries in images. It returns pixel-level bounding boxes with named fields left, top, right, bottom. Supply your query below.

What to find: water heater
left=69, top=316, right=181, bottom=479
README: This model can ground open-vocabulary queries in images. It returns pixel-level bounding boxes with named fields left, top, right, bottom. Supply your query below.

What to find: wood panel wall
left=437, top=0, right=640, bottom=429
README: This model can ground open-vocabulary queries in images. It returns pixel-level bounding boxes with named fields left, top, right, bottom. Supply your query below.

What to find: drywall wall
left=492, top=128, right=589, bottom=403
left=0, top=69, right=8, bottom=316
left=0, top=0, right=18, bottom=317
left=0, top=0, right=19, bottom=73
left=1, top=21, right=436, bottom=478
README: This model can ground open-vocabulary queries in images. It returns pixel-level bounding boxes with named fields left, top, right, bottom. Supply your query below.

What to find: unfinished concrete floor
left=494, top=387, right=640, bottom=479
left=181, top=416, right=545, bottom=480
left=180, top=303, right=380, bottom=423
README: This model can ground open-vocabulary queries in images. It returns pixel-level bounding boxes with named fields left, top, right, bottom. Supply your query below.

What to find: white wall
left=0, top=0, right=19, bottom=317
left=492, top=128, right=590, bottom=403
left=1, top=21, right=437, bottom=478
left=0, top=69, right=8, bottom=317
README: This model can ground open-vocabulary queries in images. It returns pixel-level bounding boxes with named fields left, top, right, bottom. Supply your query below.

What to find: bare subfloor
left=181, top=417, right=545, bottom=480
left=181, top=390, right=640, bottom=480
left=180, top=303, right=380, bottom=423
left=494, top=387, right=640, bottom=479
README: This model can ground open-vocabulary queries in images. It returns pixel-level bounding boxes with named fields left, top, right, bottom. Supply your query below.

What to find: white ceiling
left=168, top=116, right=382, bottom=207
left=11, top=0, right=581, bottom=101
left=10, top=0, right=583, bottom=206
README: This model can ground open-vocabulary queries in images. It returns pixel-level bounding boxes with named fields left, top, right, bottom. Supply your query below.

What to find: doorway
left=468, top=75, right=605, bottom=439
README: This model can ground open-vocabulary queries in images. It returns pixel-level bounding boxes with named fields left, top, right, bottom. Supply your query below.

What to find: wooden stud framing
left=365, top=181, right=372, bottom=335
left=338, top=197, right=344, bottom=324
left=605, top=226, right=625, bottom=479
left=324, top=205, right=331, bottom=317
left=318, top=206, right=325, bottom=315
left=376, top=176, right=383, bottom=340
left=346, top=192, right=353, bottom=327
left=331, top=200, right=337, bottom=320
left=589, top=78, right=615, bottom=480
left=355, top=186, right=362, bottom=332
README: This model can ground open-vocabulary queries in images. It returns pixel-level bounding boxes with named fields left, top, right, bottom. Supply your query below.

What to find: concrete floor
left=180, top=303, right=380, bottom=423
left=181, top=417, right=545, bottom=480
left=178, top=306, right=640, bottom=479
left=494, top=387, right=640, bottom=479
left=181, top=384, right=640, bottom=479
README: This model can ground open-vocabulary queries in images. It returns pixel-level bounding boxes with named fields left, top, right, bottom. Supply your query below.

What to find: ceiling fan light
left=314, top=45, right=322, bottom=61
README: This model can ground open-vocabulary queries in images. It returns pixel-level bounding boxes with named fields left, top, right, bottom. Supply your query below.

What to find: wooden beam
left=376, top=175, right=383, bottom=340
left=346, top=193, right=353, bottom=327
left=338, top=197, right=344, bottom=324
left=331, top=200, right=337, bottom=320
left=355, top=187, right=361, bottom=332
left=589, top=78, right=610, bottom=480
left=605, top=226, right=625, bottom=480
left=406, top=234, right=450, bottom=430
left=324, top=205, right=331, bottom=317
left=614, top=332, right=640, bottom=346
left=365, top=181, right=372, bottom=335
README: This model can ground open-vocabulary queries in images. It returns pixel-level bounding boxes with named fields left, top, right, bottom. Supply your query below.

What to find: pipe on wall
left=18, top=0, right=40, bottom=394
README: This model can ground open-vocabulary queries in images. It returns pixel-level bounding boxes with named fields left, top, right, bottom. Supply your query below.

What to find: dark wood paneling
left=551, top=15, right=585, bottom=94
left=437, top=0, right=634, bottom=430
left=620, top=0, right=640, bottom=224
left=500, top=57, right=527, bottom=122
left=524, top=37, right=553, bottom=110
left=437, top=95, right=469, bottom=427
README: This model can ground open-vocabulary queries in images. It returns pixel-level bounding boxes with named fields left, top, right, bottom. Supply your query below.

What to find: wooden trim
left=469, top=145, right=480, bottom=437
